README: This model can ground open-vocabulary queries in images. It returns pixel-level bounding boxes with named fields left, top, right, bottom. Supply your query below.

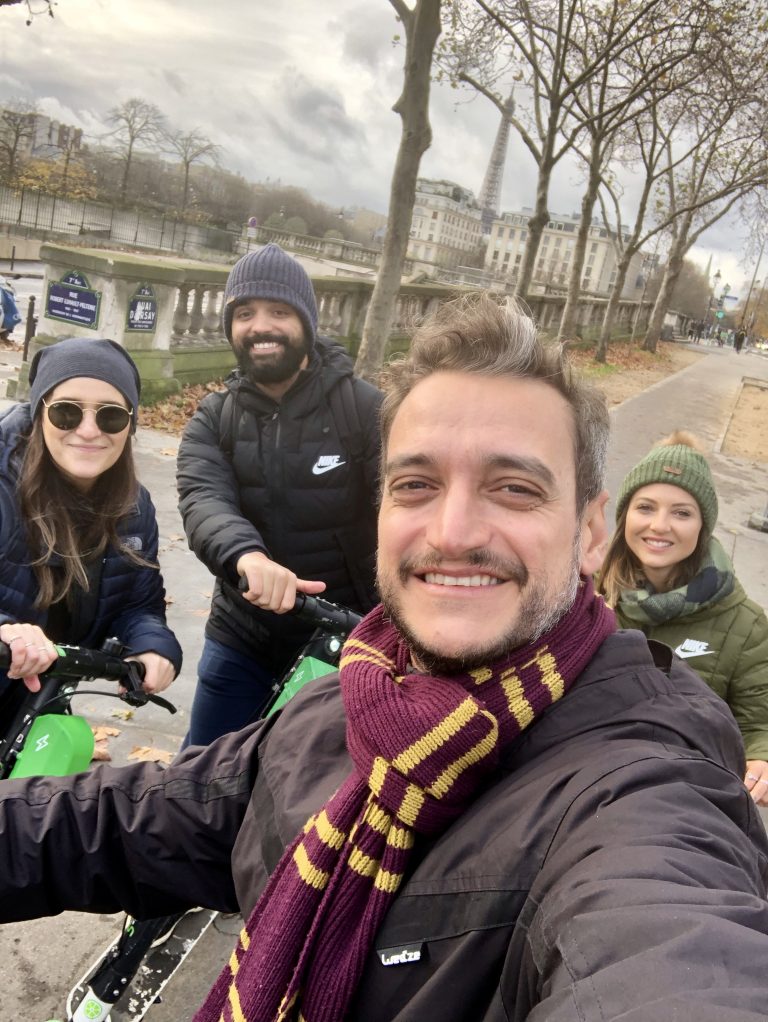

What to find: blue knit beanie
left=222, top=244, right=318, bottom=346
left=28, top=337, right=141, bottom=433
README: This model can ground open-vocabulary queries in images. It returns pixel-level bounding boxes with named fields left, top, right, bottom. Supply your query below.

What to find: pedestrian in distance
left=735, top=327, right=747, bottom=353
left=3, top=296, right=768, bottom=1021
left=0, top=275, right=21, bottom=343
left=177, top=244, right=382, bottom=746
left=0, top=337, right=181, bottom=700
left=597, top=431, right=768, bottom=804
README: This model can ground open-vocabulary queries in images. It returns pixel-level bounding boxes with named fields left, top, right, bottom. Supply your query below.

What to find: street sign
left=716, top=310, right=725, bottom=319
left=45, top=269, right=101, bottom=329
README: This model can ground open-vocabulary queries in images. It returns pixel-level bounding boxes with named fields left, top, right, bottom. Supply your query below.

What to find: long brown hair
left=18, top=414, right=152, bottom=609
left=597, top=501, right=709, bottom=607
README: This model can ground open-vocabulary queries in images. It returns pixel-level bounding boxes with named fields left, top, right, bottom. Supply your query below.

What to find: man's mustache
left=395, top=549, right=528, bottom=587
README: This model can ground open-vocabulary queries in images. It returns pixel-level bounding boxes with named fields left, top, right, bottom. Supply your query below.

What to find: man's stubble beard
left=377, top=538, right=582, bottom=676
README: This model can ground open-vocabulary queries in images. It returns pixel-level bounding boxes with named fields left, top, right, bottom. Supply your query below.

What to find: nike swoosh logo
left=312, top=462, right=346, bottom=475
left=674, top=647, right=716, bottom=659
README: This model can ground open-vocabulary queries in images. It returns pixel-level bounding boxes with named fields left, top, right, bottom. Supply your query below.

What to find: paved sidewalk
left=604, top=345, right=768, bottom=613
left=1, top=345, right=767, bottom=1020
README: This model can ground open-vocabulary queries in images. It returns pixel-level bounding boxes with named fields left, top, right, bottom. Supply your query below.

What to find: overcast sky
left=0, top=0, right=758, bottom=295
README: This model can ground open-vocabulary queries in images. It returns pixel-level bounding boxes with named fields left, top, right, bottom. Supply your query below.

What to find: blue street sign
left=126, top=283, right=157, bottom=332
left=45, top=270, right=100, bottom=329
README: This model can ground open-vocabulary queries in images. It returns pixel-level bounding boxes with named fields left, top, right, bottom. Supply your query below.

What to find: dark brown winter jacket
left=3, top=630, right=768, bottom=1020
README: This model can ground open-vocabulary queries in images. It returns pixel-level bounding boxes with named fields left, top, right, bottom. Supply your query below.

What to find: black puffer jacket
left=3, top=631, right=768, bottom=1020
left=177, top=338, right=382, bottom=668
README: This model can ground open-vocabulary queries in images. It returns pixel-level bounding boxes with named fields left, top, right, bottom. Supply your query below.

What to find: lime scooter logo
left=82, top=1000, right=103, bottom=1019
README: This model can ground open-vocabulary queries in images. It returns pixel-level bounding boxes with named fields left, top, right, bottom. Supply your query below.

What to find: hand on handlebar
left=125, top=652, right=176, bottom=695
left=0, top=622, right=58, bottom=692
left=236, top=551, right=326, bottom=614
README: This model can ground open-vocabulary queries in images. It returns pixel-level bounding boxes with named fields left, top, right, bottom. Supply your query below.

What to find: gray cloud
left=340, top=5, right=401, bottom=71
left=0, top=0, right=749, bottom=274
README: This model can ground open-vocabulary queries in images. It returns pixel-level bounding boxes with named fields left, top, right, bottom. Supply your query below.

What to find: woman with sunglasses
left=0, top=337, right=181, bottom=698
left=597, top=432, right=768, bottom=805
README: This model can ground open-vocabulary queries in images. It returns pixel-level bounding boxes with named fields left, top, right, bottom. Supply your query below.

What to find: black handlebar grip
left=236, top=578, right=362, bottom=636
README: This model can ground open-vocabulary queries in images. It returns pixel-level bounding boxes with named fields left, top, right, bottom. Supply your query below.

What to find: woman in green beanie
left=598, top=431, right=768, bottom=804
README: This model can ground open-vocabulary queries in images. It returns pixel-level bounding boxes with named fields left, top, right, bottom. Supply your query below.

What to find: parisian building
left=485, top=208, right=654, bottom=297
left=407, top=178, right=484, bottom=269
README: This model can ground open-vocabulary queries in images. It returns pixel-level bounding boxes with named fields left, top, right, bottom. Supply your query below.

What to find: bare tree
left=554, top=0, right=715, bottom=343
left=441, top=0, right=676, bottom=304
left=354, top=0, right=442, bottom=383
left=0, top=0, right=54, bottom=21
left=164, top=128, right=220, bottom=212
left=593, top=82, right=725, bottom=360
left=0, top=99, right=39, bottom=184
left=642, top=107, right=768, bottom=352
left=106, top=98, right=166, bottom=203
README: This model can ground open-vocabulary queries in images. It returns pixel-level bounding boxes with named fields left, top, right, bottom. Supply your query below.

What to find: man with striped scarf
left=2, top=295, right=768, bottom=1021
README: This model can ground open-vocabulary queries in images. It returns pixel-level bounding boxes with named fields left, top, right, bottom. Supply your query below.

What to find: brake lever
left=118, top=662, right=177, bottom=714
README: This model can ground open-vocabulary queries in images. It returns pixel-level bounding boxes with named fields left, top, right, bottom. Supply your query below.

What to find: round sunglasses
left=42, top=398, right=132, bottom=435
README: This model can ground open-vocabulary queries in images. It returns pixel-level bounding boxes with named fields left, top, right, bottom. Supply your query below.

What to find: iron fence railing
left=0, top=185, right=236, bottom=254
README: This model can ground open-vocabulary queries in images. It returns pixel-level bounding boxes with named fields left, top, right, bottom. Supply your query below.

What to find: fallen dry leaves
left=567, top=339, right=678, bottom=375
left=138, top=380, right=226, bottom=435
left=110, top=707, right=135, bottom=721
left=91, top=724, right=121, bottom=763
left=92, top=725, right=121, bottom=741
left=128, top=745, right=174, bottom=765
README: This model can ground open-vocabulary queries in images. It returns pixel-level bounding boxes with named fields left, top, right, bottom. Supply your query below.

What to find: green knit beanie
left=616, top=436, right=718, bottom=535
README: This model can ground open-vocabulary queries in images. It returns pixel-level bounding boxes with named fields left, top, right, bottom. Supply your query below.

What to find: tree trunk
left=354, top=0, right=441, bottom=383
left=119, top=140, right=134, bottom=203
left=181, top=162, right=191, bottom=211
left=557, top=160, right=601, bottom=343
left=514, top=137, right=557, bottom=304
left=595, top=249, right=632, bottom=362
left=643, top=244, right=685, bottom=353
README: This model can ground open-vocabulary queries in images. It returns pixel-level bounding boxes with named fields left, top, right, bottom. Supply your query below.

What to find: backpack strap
left=218, top=391, right=237, bottom=458
left=328, top=375, right=365, bottom=464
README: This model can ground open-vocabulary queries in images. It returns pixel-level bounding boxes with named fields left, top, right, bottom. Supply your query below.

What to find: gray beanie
left=29, top=337, right=141, bottom=432
left=223, top=244, right=318, bottom=346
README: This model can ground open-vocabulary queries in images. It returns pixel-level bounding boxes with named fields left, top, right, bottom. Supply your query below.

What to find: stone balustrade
left=11, top=241, right=652, bottom=404
left=240, top=225, right=414, bottom=276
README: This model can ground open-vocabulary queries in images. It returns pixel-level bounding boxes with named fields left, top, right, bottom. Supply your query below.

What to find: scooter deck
left=66, top=909, right=218, bottom=1022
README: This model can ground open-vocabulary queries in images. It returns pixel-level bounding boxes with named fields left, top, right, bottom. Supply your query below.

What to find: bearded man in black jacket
left=177, top=244, right=382, bottom=744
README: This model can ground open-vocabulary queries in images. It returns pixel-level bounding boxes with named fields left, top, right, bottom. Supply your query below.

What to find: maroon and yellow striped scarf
left=195, top=581, right=615, bottom=1022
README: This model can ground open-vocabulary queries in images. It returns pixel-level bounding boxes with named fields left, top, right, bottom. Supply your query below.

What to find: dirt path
left=722, top=378, right=768, bottom=462
left=570, top=341, right=704, bottom=409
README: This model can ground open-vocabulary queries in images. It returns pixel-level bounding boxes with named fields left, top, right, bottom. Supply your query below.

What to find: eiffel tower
left=477, top=90, right=515, bottom=235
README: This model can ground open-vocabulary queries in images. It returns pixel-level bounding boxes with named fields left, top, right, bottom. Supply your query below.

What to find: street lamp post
left=744, top=281, right=761, bottom=331
left=705, top=268, right=722, bottom=335
left=741, top=239, right=765, bottom=330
